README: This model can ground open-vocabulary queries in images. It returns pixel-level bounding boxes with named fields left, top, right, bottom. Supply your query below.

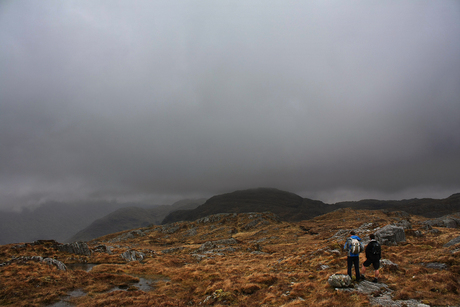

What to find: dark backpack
left=371, top=241, right=381, bottom=256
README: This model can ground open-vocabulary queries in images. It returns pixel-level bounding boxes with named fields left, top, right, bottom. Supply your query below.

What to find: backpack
left=350, top=238, right=361, bottom=254
left=371, top=241, right=381, bottom=256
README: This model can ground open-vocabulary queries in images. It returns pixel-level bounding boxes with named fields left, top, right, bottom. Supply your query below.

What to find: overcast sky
left=1, top=1, right=459, bottom=210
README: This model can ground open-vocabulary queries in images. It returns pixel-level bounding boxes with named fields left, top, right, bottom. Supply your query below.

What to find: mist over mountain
left=0, top=201, right=159, bottom=245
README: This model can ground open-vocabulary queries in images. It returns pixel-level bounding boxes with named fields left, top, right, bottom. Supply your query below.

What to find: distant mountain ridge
left=68, top=199, right=206, bottom=242
left=162, top=188, right=460, bottom=225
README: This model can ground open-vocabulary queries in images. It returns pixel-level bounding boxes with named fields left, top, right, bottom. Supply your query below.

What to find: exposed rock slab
left=375, top=225, right=406, bottom=246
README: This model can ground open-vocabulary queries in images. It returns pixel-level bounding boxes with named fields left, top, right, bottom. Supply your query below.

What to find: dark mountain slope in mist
left=162, top=188, right=460, bottom=225
left=0, top=201, right=154, bottom=245
left=68, top=199, right=205, bottom=242
left=335, top=193, right=460, bottom=217
left=162, top=188, right=330, bottom=224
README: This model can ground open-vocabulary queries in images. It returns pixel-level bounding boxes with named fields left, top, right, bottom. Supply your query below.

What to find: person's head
left=350, top=231, right=356, bottom=236
left=369, top=233, right=375, bottom=240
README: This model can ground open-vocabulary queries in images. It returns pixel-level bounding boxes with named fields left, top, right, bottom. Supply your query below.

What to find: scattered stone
left=375, top=225, right=406, bottom=246
left=443, top=235, right=460, bottom=248
left=121, top=250, right=145, bottom=262
left=328, top=274, right=352, bottom=288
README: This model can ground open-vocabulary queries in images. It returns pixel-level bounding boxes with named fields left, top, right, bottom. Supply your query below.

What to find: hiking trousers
left=347, top=256, right=360, bottom=279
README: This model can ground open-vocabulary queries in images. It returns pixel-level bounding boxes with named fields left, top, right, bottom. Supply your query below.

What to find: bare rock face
left=375, top=225, right=405, bottom=246
left=328, top=274, right=352, bottom=288
left=56, top=242, right=91, bottom=256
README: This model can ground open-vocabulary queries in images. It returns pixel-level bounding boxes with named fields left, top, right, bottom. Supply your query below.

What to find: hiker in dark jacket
left=361, top=233, right=381, bottom=282
left=343, top=231, right=364, bottom=280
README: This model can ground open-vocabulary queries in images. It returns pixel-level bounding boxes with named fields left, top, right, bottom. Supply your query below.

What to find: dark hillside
left=335, top=193, right=460, bottom=218
left=163, top=188, right=460, bottom=225
left=162, top=188, right=329, bottom=224
left=68, top=198, right=205, bottom=242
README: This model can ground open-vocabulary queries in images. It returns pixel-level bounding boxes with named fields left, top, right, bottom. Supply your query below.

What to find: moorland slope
left=1, top=208, right=459, bottom=306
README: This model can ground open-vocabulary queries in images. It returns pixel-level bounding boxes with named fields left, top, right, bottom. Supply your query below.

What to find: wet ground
left=46, top=263, right=162, bottom=306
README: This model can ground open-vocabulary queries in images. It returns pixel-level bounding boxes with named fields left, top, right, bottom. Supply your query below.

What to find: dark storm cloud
left=1, top=1, right=459, bottom=209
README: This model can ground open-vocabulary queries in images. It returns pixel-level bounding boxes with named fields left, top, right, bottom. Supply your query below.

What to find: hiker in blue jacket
left=344, top=231, right=364, bottom=280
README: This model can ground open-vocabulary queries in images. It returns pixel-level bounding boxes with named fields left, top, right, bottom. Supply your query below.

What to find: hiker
left=343, top=231, right=363, bottom=280
left=361, top=233, right=381, bottom=282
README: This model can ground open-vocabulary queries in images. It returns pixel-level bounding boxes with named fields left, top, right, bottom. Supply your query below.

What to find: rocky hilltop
left=162, top=188, right=333, bottom=224
left=1, top=209, right=459, bottom=306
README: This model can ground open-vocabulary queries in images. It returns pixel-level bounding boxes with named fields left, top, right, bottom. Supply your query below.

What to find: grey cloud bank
left=1, top=1, right=459, bottom=210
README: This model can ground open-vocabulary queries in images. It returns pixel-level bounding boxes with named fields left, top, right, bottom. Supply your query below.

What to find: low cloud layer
left=1, top=1, right=459, bottom=209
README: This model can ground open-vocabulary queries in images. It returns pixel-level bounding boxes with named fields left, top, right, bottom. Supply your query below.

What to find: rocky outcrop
left=56, top=241, right=91, bottom=256
left=375, top=225, right=406, bottom=246
left=0, top=256, right=67, bottom=271
left=91, top=245, right=113, bottom=254
left=422, top=214, right=460, bottom=228
left=121, top=250, right=145, bottom=262
left=328, top=274, right=352, bottom=288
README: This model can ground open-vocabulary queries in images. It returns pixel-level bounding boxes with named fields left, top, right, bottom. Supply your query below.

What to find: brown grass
left=1, top=210, right=459, bottom=306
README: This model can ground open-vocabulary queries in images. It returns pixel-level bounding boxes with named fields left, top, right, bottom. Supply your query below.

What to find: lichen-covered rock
left=375, top=225, right=405, bottom=245
left=121, top=250, right=145, bottom=262
left=56, top=242, right=91, bottom=256
left=42, top=258, right=67, bottom=271
left=328, top=274, right=352, bottom=288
